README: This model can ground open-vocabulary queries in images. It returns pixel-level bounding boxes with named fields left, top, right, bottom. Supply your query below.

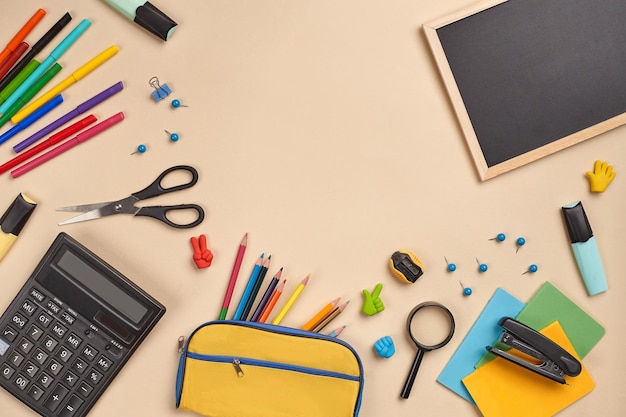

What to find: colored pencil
left=327, top=325, right=346, bottom=338
left=258, top=279, right=286, bottom=323
left=272, top=273, right=310, bottom=325
left=232, top=253, right=264, bottom=320
left=218, top=233, right=248, bottom=320
left=0, top=9, right=46, bottom=66
left=312, top=301, right=350, bottom=333
left=301, top=297, right=340, bottom=331
left=250, top=268, right=282, bottom=322
left=242, top=254, right=270, bottom=320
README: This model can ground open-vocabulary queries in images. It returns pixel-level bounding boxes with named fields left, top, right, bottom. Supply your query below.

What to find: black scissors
left=57, top=165, right=205, bottom=229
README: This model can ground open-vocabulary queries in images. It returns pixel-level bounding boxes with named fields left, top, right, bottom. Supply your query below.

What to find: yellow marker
left=0, top=193, right=37, bottom=262
left=272, top=273, right=310, bottom=325
left=11, top=45, right=119, bottom=123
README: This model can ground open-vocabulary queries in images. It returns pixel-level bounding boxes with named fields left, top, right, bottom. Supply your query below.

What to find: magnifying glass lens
left=409, top=305, right=455, bottom=347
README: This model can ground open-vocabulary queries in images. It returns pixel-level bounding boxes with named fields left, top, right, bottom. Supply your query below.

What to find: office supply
left=328, top=325, right=346, bottom=338
left=0, top=232, right=165, bottom=417
left=54, top=162, right=205, bottom=228
left=232, top=253, right=264, bottom=320
left=241, top=254, right=270, bottom=320
left=218, top=233, right=248, bottom=320
left=311, top=300, right=349, bottom=333
left=130, top=143, right=147, bottom=155
left=374, top=336, right=395, bottom=358
left=437, top=288, right=525, bottom=403
left=190, top=234, right=213, bottom=269
left=487, top=317, right=581, bottom=384
left=389, top=250, right=424, bottom=284
left=101, top=0, right=177, bottom=41
left=258, top=279, right=286, bottom=323
left=586, top=160, right=616, bottom=192
left=522, top=264, right=538, bottom=275
left=171, top=99, right=188, bottom=108
left=424, top=0, right=626, bottom=180
left=0, top=13, right=72, bottom=93
left=148, top=76, right=171, bottom=101
left=11, top=45, right=119, bottom=123
left=176, top=321, right=364, bottom=417
left=272, top=273, right=309, bottom=325
left=13, top=81, right=124, bottom=153
left=459, top=281, right=472, bottom=296
left=444, top=256, right=456, bottom=272
left=250, top=268, right=281, bottom=322
left=0, top=94, right=64, bottom=146
left=0, top=115, right=97, bottom=176
left=401, top=302, right=455, bottom=399
left=11, top=111, right=125, bottom=179
left=463, top=322, right=595, bottom=417
left=561, top=201, right=607, bottom=295
left=0, top=19, right=91, bottom=114
left=0, top=42, right=29, bottom=81
left=515, top=237, right=526, bottom=252
left=361, top=283, right=384, bottom=316
left=0, top=59, right=40, bottom=105
left=0, top=193, right=36, bottom=262
left=0, top=8, right=46, bottom=66
left=476, top=258, right=488, bottom=272
left=164, top=129, right=179, bottom=142
left=301, top=297, right=340, bottom=331
left=0, top=63, right=63, bottom=129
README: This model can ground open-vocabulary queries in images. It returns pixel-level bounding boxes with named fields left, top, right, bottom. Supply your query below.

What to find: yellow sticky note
left=462, top=321, right=594, bottom=417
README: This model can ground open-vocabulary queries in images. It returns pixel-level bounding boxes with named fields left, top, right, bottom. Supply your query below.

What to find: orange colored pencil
left=258, top=279, right=286, bottom=323
left=301, top=297, right=340, bottom=331
left=0, top=9, right=46, bottom=65
left=312, top=301, right=350, bottom=333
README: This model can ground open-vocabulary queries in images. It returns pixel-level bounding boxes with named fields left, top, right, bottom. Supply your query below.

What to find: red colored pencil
left=219, top=233, right=248, bottom=319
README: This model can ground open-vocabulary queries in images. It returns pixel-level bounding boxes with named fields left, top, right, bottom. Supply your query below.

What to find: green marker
left=0, top=59, right=40, bottom=105
left=0, top=63, right=62, bottom=129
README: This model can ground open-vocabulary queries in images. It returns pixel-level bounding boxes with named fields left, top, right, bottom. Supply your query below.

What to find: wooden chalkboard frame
left=423, top=0, right=626, bottom=180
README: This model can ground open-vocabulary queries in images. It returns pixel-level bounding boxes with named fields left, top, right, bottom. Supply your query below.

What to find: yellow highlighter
left=0, top=193, right=37, bottom=262
left=11, top=45, right=119, bottom=123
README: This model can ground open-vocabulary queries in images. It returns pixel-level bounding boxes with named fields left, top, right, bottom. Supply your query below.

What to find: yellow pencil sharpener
left=389, top=250, right=424, bottom=284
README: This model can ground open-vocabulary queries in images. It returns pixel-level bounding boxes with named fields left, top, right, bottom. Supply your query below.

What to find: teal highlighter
left=102, top=0, right=177, bottom=41
left=0, top=19, right=91, bottom=114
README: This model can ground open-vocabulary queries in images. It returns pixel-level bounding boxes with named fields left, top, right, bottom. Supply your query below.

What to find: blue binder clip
left=149, top=76, right=172, bottom=102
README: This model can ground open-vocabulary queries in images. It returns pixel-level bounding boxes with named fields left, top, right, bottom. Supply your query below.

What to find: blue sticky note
left=437, top=288, right=525, bottom=403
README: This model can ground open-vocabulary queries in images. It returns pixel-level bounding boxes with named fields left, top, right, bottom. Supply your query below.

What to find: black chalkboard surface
left=424, top=0, right=626, bottom=180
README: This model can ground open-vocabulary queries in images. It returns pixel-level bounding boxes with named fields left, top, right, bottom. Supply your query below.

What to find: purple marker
left=13, top=81, right=124, bottom=153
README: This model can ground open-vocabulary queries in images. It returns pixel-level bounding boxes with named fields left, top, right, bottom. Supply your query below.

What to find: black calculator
left=0, top=233, right=166, bottom=416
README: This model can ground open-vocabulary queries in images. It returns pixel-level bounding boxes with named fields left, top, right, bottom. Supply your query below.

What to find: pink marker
left=11, top=112, right=124, bottom=178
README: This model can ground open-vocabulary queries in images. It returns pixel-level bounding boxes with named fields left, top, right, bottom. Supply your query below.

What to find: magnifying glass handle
left=401, top=349, right=425, bottom=399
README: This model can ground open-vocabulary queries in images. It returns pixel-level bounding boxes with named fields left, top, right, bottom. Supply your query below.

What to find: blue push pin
left=459, top=281, right=472, bottom=296
left=171, top=99, right=189, bottom=108
left=130, top=144, right=147, bottom=155
left=165, top=130, right=180, bottom=142
left=444, top=256, right=456, bottom=272
left=476, top=258, right=488, bottom=272
left=522, top=264, right=538, bottom=275
left=516, top=237, right=526, bottom=253
left=489, top=233, right=506, bottom=242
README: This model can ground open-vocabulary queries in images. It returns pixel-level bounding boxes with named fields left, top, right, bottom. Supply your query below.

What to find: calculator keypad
left=0, top=286, right=120, bottom=417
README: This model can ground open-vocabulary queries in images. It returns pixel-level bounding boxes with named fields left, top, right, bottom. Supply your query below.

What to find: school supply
left=272, top=273, right=309, bottom=325
left=257, top=279, right=285, bottom=323
left=301, top=297, right=340, bottom=331
left=0, top=42, right=28, bottom=81
left=231, top=253, right=264, bottom=320
left=0, top=232, right=165, bottom=417
left=56, top=164, right=205, bottom=228
left=101, top=0, right=178, bottom=41
left=0, top=9, right=46, bottom=66
left=0, top=193, right=36, bottom=262
left=250, top=268, right=282, bottom=322
left=176, top=320, right=364, bottom=417
left=389, top=250, right=424, bottom=284
left=240, top=255, right=270, bottom=320
left=311, top=300, right=350, bottom=333
left=0, top=94, right=64, bottom=145
left=219, top=233, right=248, bottom=320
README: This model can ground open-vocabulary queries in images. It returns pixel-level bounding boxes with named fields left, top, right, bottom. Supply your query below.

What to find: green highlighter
left=0, top=63, right=62, bottom=129
left=0, top=59, right=40, bottom=105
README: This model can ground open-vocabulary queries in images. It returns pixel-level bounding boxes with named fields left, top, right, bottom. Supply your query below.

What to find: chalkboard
left=424, top=0, right=626, bottom=180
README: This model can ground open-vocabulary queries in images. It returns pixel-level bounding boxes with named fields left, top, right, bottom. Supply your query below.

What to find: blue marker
left=0, top=95, right=63, bottom=146
left=0, top=19, right=91, bottom=114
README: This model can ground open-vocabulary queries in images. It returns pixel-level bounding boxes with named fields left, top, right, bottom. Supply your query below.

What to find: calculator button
left=46, top=301, right=61, bottom=315
left=81, top=345, right=98, bottom=361
left=11, top=313, right=28, bottom=329
left=1, top=363, right=15, bottom=379
left=59, top=394, right=84, bottom=417
left=37, top=371, right=53, bottom=388
left=8, top=350, right=24, bottom=366
left=36, top=312, right=53, bottom=328
left=87, top=368, right=103, bottom=385
left=61, top=312, right=76, bottom=326
left=71, top=357, right=88, bottom=374
left=14, top=373, right=30, bottom=390
left=2, top=325, right=18, bottom=342
left=23, top=361, right=39, bottom=378
left=47, top=359, right=63, bottom=375
left=27, top=384, right=45, bottom=401
left=105, top=344, right=122, bottom=358
left=62, top=370, right=78, bottom=386
left=33, top=348, right=49, bottom=365
left=96, top=355, right=113, bottom=372
left=27, top=324, right=43, bottom=341
left=18, top=337, right=35, bottom=354
left=43, top=384, right=69, bottom=412
left=66, top=333, right=82, bottom=350
left=0, top=337, right=10, bottom=355
left=56, top=346, right=73, bottom=363
left=51, top=322, right=68, bottom=338
left=77, top=381, right=93, bottom=398
left=21, top=300, right=37, bottom=316
left=43, top=335, right=59, bottom=352
left=30, top=288, right=45, bottom=303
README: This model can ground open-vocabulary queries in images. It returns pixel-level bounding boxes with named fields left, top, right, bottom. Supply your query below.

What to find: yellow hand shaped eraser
left=586, top=160, right=616, bottom=193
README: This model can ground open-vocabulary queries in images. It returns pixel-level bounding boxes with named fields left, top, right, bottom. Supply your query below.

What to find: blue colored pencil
left=232, top=253, right=264, bottom=320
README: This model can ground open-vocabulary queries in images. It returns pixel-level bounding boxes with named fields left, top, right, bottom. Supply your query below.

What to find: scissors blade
left=55, top=202, right=113, bottom=212
left=58, top=196, right=140, bottom=226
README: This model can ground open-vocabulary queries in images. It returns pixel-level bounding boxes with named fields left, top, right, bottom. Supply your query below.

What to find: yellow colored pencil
left=272, top=273, right=310, bottom=325
left=301, top=297, right=340, bottom=331
left=12, top=45, right=118, bottom=123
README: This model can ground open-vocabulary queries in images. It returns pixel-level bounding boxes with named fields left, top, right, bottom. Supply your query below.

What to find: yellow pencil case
left=176, top=320, right=364, bottom=417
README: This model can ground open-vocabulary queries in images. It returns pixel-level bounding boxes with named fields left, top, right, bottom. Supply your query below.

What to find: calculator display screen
left=57, top=250, right=148, bottom=324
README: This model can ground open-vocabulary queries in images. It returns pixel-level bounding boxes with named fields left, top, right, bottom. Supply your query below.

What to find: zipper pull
left=177, top=336, right=185, bottom=353
left=232, top=359, right=244, bottom=378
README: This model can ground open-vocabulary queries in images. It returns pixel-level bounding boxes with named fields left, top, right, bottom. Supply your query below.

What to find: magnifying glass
left=401, top=301, right=455, bottom=399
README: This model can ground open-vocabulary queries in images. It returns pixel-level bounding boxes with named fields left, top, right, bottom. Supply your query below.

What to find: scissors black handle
left=135, top=204, right=205, bottom=229
left=132, top=165, right=199, bottom=201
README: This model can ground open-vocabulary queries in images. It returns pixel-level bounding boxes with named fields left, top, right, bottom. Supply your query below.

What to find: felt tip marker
left=0, top=193, right=37, bottom=262
left=0, top=8, right=46, bottom=66
left=0, top=94, right=64, bottom=146
left=102, top=0, right=177, bottom=41
left=0, top=42, right=29, bottom=81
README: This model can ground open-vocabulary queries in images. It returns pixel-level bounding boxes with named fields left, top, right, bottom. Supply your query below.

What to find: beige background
left=0, top=1, right=624, bottom=416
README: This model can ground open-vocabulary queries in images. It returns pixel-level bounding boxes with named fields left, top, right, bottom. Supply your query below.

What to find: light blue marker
left=0, top=95, right=63, bottom=146
left=0, top=19, right=91, bottom=114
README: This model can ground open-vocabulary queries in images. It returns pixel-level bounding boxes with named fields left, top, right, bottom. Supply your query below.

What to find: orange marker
left=258, top=279, right=286, bottom=323
left=0, top=9, right=46, bottom=66
left=301, top=297, right=340, bottom=331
